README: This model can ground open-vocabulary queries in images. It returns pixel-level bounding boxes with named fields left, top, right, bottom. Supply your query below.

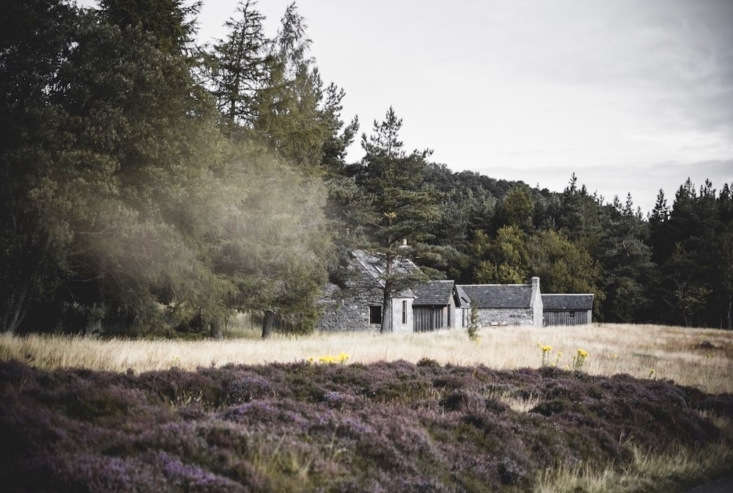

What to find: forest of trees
left=2, top=0, right=731, bottom=336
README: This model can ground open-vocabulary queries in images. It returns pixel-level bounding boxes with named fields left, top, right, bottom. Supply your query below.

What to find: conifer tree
left=206, top=0, right=269, bottom=130
left=358, top=107, right=437, bottom=332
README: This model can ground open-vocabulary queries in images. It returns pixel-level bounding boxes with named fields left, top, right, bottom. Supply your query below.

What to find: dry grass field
left=1, top=323, right=731, bottom=393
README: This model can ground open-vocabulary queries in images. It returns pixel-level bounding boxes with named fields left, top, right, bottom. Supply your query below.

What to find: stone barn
left=458, top=277, right=543, bottom=327
left=315, top=250, right=416, bottom=332
left=316, top=251, right=592, bottom=332
left=541, top=294, right=594, bottom=326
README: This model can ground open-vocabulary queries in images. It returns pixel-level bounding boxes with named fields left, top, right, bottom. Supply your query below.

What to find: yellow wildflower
left=573, top=349, right=589, bottom=371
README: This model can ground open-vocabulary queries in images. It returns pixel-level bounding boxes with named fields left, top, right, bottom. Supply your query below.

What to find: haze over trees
left=1, top=0, right=731, bottom=336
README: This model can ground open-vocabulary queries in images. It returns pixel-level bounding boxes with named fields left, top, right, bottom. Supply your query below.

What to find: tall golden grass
left=535, top=441, right=733, bottom=493
left=1, top=323, right=731, bottom=393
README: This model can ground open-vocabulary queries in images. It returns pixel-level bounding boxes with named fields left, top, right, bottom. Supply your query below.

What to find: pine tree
left=252, top=2, right=356, bottom=170
left=206, top=0, right=269, bottom=130
left=99, top=0, right=200, bottom=55
left=358, top=107, right=437, bottom=332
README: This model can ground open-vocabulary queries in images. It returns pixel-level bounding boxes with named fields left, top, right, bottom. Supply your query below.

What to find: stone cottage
left=541, top=294, right=594, bottom=326
left=315, top=250, right=417, bottom=332
left=316, top=250, right=591, bottom=331
left=458, top=277, right=543, bottom=328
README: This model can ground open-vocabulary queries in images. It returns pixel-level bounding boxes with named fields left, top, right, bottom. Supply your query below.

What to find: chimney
left=531, top=276, right=542, bottom=327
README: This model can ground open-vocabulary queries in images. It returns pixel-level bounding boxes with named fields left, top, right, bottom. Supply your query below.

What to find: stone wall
left=315, top=281, right=384, bottom=331
left=476, top=308, right=534, bottom=327
left=315, top=261, right=386, bottom=331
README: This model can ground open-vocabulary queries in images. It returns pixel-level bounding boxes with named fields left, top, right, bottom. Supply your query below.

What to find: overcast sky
left=82, top=0, right=733, bottom=212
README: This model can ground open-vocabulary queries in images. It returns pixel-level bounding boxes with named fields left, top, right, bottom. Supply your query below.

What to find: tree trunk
left=210, top=317, right=223, bottom=339
left=262, top=310, right=275, bottom=339
left=380, top=251, right=394, bottom=334
left=380, top=285, right=391, bottom=334
left=2, top=277, right=31, bottom=334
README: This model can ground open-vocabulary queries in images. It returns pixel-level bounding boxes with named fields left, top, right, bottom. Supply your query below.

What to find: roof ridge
left=458, top=283, right=530, bottom=287
left=543, top=293, right=594, bottom=296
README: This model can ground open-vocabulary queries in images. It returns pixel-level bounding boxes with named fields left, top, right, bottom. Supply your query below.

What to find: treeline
left=420, top=171, right=733, bottom=329
left=1, top=1, right=731, bottom=336
left=1, top=0, right=344, bottom=337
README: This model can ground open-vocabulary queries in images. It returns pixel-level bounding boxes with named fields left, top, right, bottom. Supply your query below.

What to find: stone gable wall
left=316, top=262, right=385, bottom=332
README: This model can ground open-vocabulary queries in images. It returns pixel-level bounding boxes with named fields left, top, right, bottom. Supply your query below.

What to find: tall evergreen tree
left=358, top=107, right=437, bottom=332
left=206, top=0, right=269, bottom=130
left=99, top=0, right=200, bottom=54
left=0, top=0, right=78, bottom=333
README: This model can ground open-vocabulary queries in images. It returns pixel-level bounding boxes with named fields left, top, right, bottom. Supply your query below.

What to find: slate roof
left=542, top=294, right=594, bottom=311
left=454, top=285, right=471, bottom=308
left=458, top=284, right=532, bottom=309
left=351, top=250, right=419, bottom=298
left=413, top=280, right=454, bottom=306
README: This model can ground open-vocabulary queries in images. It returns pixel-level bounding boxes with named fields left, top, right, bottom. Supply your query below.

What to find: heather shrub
left=0, top=360, right=731, bottom=492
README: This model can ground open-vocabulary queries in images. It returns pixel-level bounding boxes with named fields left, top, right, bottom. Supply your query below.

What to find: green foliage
left=1, top=0, right=330, bottom=336
left=472, top=226, right=529, bottom=284
left=527, top=230, right=602, bottom=303
left=100, top=0, right=200, bottom=54
left=204, top=0, right=269, bottom=129
left=252, top=3, right=356, bottom=170
left=500, top=186, right=534, bottom=230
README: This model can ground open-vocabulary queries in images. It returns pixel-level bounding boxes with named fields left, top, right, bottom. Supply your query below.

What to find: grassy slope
left=0, top=359, right=731, bottom=492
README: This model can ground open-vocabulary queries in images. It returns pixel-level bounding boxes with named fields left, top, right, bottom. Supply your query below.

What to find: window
left=402, top=300, right=407, bottom=324
left=369, top=305, right=382, bottom=324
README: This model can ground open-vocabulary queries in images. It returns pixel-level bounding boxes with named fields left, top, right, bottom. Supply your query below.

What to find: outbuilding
left=412, top=280, right=457, bottom=331
left=541, top=294, right=594, bottom=326
left=458, top=277, right=543, bottom=327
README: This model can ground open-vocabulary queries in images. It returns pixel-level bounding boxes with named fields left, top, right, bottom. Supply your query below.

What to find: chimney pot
left=531, top=276, right=540, bottom=293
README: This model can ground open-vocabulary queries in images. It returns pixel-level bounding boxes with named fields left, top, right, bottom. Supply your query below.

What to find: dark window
left=370, top=306, right=382, bottom=324
left=402, top=300, right=407, bottom=324
left=570, top=312, right=575, bottom=318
